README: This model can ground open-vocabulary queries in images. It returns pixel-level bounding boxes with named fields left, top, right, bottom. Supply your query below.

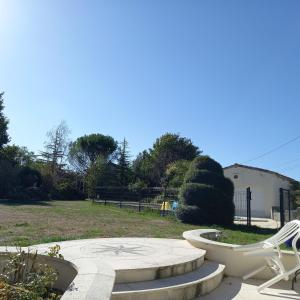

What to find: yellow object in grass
left=160, top=201, right=171, bottom=211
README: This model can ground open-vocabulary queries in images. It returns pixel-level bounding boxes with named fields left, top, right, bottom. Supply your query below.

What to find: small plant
left=0, top=246, right=63, bottom=300
left=47, top=245, right=64, bottom=260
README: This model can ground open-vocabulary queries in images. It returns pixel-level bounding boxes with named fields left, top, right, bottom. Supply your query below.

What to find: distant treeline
left=0, top=92, right=202, bottom=201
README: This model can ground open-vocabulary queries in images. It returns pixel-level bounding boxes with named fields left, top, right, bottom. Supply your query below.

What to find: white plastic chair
left=234, top=220, right=300, bottom=292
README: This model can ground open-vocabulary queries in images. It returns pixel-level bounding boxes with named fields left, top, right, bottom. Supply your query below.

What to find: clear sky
left=1, top=0, right=300, bottom=179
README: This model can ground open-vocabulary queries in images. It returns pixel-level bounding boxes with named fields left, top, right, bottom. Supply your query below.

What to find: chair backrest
left=264, top=220, right=300, bottom=247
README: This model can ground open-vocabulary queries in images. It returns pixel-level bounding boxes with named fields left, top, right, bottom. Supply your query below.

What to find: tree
left=132, top=133, right=200, bottom=186
left=165, top=160, right=191, bottom=188
left=0, top=145, right=41, bottom=198
left=132, top=150, right=158, bottom=186
left=85, top=156, right=118, bottom=197
left=18, top=166, right=42, bottom=189
left=40, top=121, right=70, bottom=172
left=177, top=156, right=235, bottom=225
left=0, top=160, right=18, bottom=197
left=1, top=145, right=35, bottom=167
left=117, top=138, right=132, bottom=186
left=0, top=92, right=9, bottom=150
left=69, top=133, right=118, bottom=173
left=151, top=133, right=200, bottom=169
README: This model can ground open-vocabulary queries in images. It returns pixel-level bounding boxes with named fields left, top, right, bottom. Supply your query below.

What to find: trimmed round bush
left=179, top=183, right=224, bottom=208
left=223, top=177, right=234, bottom=200
left=190, top=156, right=223, bottom=175
left=177, top=155, right=235, bottom=226
left=184, top=169, right=229, bottom=191
left=176, top=205, right=207, bottom=224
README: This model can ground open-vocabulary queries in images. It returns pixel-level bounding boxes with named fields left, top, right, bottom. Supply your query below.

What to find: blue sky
left=1, top=0, right=300, bottom=179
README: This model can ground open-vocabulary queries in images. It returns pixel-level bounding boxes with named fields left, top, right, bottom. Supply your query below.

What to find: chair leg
left=243, top=265, right=267, bottom=280
left=257, top=273, right=286, bottom=293
left=258, top=266, right=300, bottom=293
left=292, top=270, right=300, bottom=290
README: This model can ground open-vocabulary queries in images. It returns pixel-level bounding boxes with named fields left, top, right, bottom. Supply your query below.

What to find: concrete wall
left=183, top=229, right=299, bottom=280
left=0, top=252, right=77, bottom=293
left=0, top=251, right=115, bottom=300
left=224, top=166, right=291, bottom=218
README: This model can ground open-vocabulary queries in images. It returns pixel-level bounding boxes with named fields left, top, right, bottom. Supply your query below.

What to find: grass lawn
left=0, top=200, right=277, bottom=247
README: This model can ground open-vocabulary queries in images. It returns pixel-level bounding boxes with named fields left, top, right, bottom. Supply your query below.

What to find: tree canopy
left=1, top=145, right=35, bottom=167
left=0, top=92, right=9, bottom=149
left=133, top=133, right=201, bottom=186
left=69, top=133, right=118, bottom=173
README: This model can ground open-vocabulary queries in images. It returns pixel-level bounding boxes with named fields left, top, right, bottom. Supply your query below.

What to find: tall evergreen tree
left=0, top=92, right=9, bottom=149
left=117, top=138, right=132, bottom=186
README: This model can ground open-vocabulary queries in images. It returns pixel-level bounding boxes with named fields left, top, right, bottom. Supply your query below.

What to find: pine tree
left=0, top=92, right=9, bottom=149
left=117, top=138, right=132, bottom=186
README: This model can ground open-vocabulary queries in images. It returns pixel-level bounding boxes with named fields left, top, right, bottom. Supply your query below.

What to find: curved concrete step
left=115, top=252, right=205, bottom=283
left=112, top=261, right=225, bottom=300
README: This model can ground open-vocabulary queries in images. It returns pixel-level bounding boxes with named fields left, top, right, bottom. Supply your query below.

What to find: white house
left=224, top=163, right=295, bottom=218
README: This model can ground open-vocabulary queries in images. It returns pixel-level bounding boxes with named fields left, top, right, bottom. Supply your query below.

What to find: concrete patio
left=200, top=276, right=300, bottom=300
left=1, top=233, right=299, bottom=299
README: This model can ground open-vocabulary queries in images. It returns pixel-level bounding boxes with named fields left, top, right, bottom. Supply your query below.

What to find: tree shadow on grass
left=0, top=199, right=51, bottom=206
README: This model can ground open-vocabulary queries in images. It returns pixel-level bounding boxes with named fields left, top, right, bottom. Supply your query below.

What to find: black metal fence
left=279, top=188, right=292, bottom=227
left=93, top=186, right=179, bottom=215
left=94, top=186, right=253, bottom=225
left=233, top=187, right=252, bottom=226
left=94, top=186, right=179, bottom=202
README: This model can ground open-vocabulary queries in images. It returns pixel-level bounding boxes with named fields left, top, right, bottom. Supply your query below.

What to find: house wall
left=224, top=166, right=291, bottom=218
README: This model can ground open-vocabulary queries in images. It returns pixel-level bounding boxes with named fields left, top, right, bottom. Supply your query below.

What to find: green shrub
left=52, top=181, right=84, bottom=200
left=18, top=167, right=42, bottom=189
left=176, top=205, right=216, bottom=225
left=189, top=156, right=223, bottom=175
left=177, top=156, right=234, bottom=226
left=179, top=183, right=223, bottom=207
left=223, top=177, right=234, bottom=200
left=8, top=187, right=49, bottom=201
left=185, top=169, right=224, bottom=188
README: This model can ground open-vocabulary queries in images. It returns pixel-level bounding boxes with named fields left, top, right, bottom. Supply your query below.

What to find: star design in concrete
left=92, top=244, right=148, bottom=256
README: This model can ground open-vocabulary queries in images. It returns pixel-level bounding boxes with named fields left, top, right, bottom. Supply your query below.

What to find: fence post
left=246, top=187, right=251, bottom=226
left=288, top=190, right=291, bottom=221
left=280, top=188, right=284, bottom=228
left=120, top=199, right=122, bottom=208
left=104, top=198, right=107, bottom=205
left=138, top=199, right=141, bottom=212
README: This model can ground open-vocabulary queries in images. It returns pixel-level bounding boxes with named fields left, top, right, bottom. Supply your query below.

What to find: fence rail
left=95, top=186, right=179, bottom=202
left=93, top=199, right=162, bottom=211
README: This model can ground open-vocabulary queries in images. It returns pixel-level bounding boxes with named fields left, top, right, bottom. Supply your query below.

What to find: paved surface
left=200, top=277, right=300, bottom=300
left=30, top=238, right=205, bottom=271
left=234, top=217, right=279, bottom=229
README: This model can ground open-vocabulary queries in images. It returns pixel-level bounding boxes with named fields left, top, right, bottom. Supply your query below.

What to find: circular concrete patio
left=32, top=238, right=206, bottom=283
